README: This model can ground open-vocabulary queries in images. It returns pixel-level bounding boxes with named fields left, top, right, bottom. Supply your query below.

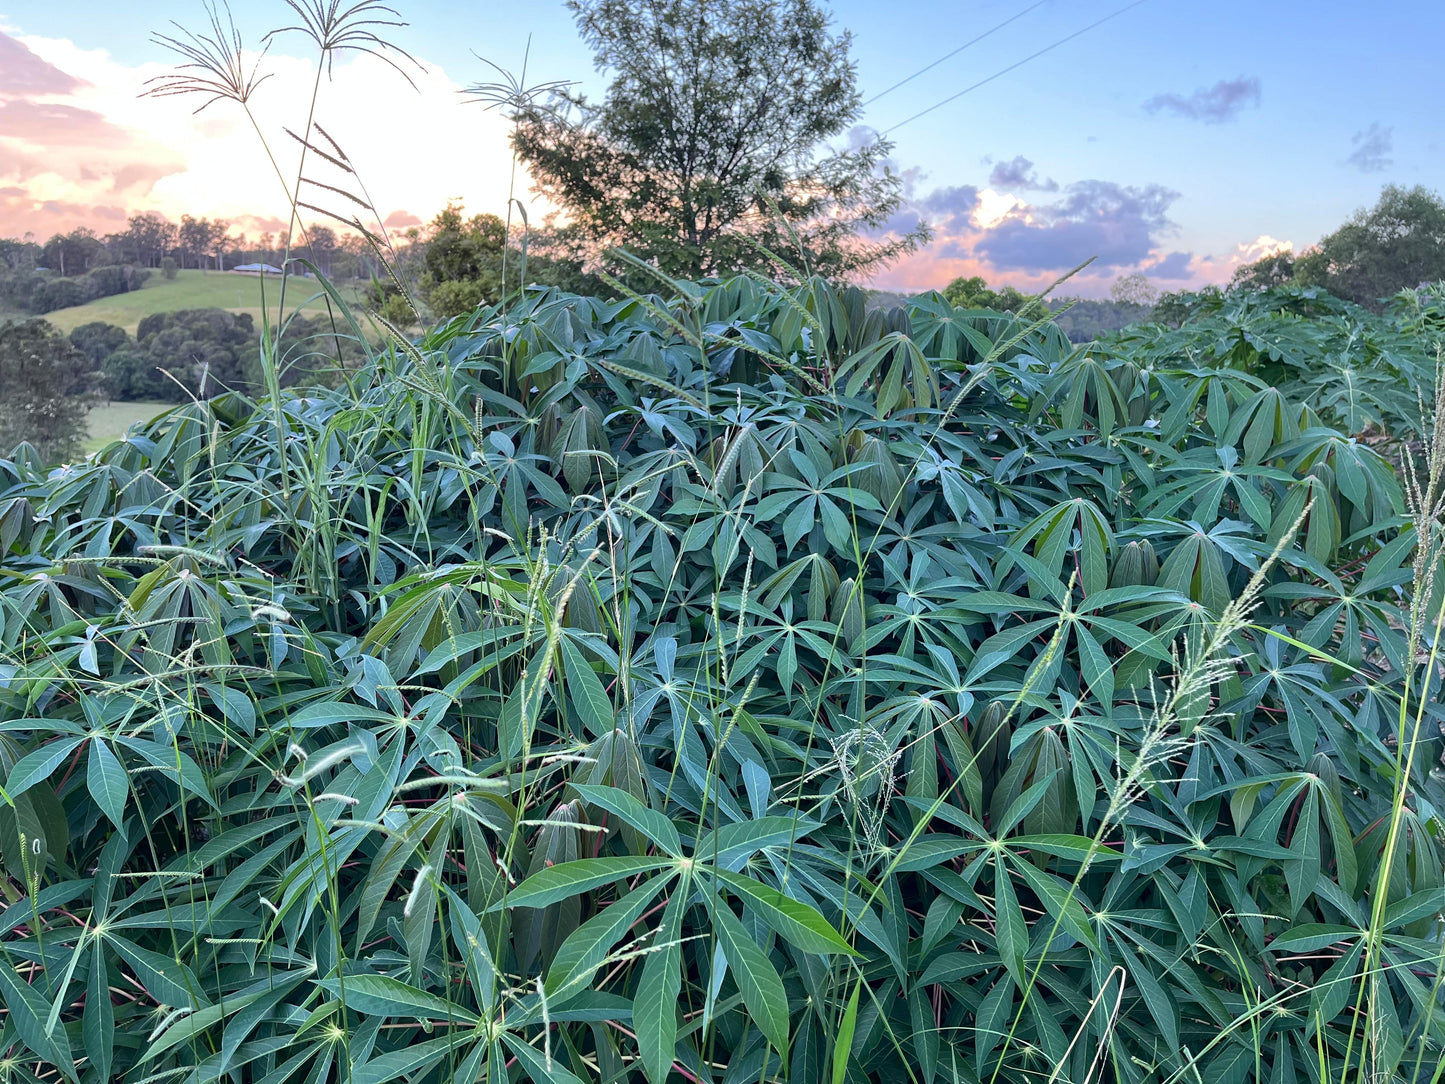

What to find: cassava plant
left=0, top=5, right=1443, bottom=1084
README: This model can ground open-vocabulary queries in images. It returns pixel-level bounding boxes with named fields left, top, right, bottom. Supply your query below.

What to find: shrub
left=0, top=317, right=101, bottom=459
left=133, top=307, right=258, bottom=399
left=83, top=262, right=150, bottom=299
left=161, top=255, right=179, bottom=279
left=29, top=275, right=89, bottom=313
left=0, top=277, right=1440, bottom=1083
left=69, top=320, right=132, bottom=365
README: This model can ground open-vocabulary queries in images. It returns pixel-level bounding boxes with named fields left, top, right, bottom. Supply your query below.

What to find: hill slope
left=42, top=269, right=354, bottom=334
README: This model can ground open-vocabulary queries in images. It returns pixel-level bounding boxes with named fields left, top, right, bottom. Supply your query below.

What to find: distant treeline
left=0, top=263, right=152, bottom=315
left=1, top=213, right=384, bottom=289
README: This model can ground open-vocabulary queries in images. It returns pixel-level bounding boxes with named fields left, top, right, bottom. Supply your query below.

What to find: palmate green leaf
left=0, top=958, right=78, bottom=1081
left=502, top=856, right=675, bottom=910
left=545, top=873, right=673, bottom=1001
left=993, top=859, right=1027, bottom=988
left=635, top=879, right=686, bottom=1084
left=220, top=969, right=313, bottom=1073
left=1119, top=941, right=1179, bottom=1052
left=4, top=736, right=83, bottom=800
left=832, top=978, right=862, bottom=1084
left=106, top=933, right=210, bottom=1009
left=1008, top=857, right=1098, bottom=951
left=561, top=636, right=616, bottom=737
left=711, top=869, right=857, bottom=955
left=1381, top=887, right=1445, bottom=930
left=350, top=1033, right=479, bottom=1084
left=316, top=974, right=480, bottom=1023
left=504, top=1033, right=590, bottom=1084
left=702, top=814, right=822, bottom=869
left=1268, top=923, right=1363, bottom=953
left=84, top=936, right=113, bottom=1081
left=570, top=783, right=682, bottom=855
left=86, top=739, right=127, bottom=829
left=445, top=888, right=499, bottom=1012
left=711, top=890, right=790, bottom=1053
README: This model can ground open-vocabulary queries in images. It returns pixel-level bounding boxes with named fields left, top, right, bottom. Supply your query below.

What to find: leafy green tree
left=1230, top=249, right=1295, bottom=290
left=0, top=318, right=101, bottom=460
left=1047, top=296, right=1152, bottom=341
left=132, top=309, right=258, bottom=399
left=942, top=274, right=1032, bottom=312
left=41, top=228, right=104, bottom=278
left=414, top=203, right=608, bottom=319
left=1294, top=184, right=1445, bottom=308
left=116, top=212, right=177, bottom=268
left=70, top=321, right=133, bottom=366
left=417, top=204, right=506, bottom=318
left=30, top=278, right=88, bottom=314
left=513, top=0, right=927, bottom=280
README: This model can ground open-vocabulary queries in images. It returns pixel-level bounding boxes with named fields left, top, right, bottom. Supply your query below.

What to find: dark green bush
left=0, top=317, right=101, bottom=460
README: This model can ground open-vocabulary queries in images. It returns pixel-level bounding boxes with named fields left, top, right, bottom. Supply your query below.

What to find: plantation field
left=83, top=400, right=172, bottom=453
left=3, top=275, right=1443, bottom=1083
left=41, top=269, right=357, bottom=334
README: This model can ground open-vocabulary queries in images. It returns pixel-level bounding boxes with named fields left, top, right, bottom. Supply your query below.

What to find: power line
left=882, top=0, right=1153, bottom=135
left=863, top=0, right=1052, bottom=108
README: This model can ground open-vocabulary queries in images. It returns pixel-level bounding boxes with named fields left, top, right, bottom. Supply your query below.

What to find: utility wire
left=863, top=0, right=1052, bottom=107
left=882, top=0, right=1153, bottom=134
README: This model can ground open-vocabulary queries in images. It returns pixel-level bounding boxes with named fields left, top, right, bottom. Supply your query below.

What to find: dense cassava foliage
left=1123, top=283, right=1444, bottom=439
left=1, top=267, right=1443, bottom=1083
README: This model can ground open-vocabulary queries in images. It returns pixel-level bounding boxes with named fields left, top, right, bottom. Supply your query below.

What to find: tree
left=411, top=203, right=608, bottom=319
left=119, top=213, right=177, bottom=268
left=0, top=319, right=102, bottom=461
left=942, top=275, right=1032, bottom=312
left=70, top=321, right=133, bottom=367
left=1111, top=272, right=1159, bottom=307
left=1294, top=184, right=1445, bottom=308
left=512, top=0, right=927, bottom=281
left=1230, top=250, right=1295, bottom=291
left=307, top=225, right=338, bottom=277
left=177, top=216, right=226, bottom=270
left=42, top=229, right=103, bottom=278
left=133, top=309, right=257, bottom=398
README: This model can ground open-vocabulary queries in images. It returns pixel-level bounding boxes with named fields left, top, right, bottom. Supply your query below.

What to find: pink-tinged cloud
left=0, top=32, right=83, bottom=98
left=0, top=31, right=187, bottom=235
left=229, top=214, right=292, bottom=236
left=0, top=100, right=138, bottom=147
left=0, top=28, right=526, bottom=244
left=867, top=163, right=1241, bottom=298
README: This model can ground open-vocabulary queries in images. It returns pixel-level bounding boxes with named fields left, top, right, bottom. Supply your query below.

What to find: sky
left=1, top=0, right=1440, bottom=297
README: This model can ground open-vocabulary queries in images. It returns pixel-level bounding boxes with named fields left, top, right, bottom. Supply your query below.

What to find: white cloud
left=1235, top=234, right=1293, bottom=262
left=6, top=29, right=528, bottom=237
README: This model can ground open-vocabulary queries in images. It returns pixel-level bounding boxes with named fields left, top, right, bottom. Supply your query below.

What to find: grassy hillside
left=42, top=269, right=356, bottom=334
left=83, top=400, right=173, bottom=454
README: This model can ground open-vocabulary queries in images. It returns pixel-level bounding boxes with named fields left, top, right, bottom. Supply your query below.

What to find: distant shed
left=233, top=263, right=284, bottom=275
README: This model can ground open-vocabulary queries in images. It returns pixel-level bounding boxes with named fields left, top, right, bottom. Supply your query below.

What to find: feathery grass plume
left=144, top=2, right=271, bottom=111
left=1355, top=356, right=1445, bottom=1084
left=269, top=0, right=420, bottom=82
left=463, top=38, right=576, bottom=313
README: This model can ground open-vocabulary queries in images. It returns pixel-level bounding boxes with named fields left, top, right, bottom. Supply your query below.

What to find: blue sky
left=2, top=0, right=1440, bottom=294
